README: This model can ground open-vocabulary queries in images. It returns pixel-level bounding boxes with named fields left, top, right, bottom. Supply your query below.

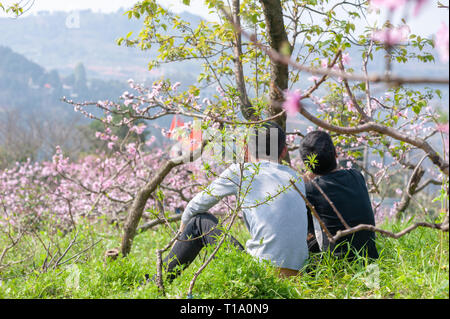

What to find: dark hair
left=299, top=130, right=337, bottom=175
left=249, top=122, right=286, bottom=160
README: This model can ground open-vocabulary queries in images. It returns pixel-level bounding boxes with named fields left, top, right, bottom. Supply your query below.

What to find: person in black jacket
left=299, top=130, right=379, bottom=260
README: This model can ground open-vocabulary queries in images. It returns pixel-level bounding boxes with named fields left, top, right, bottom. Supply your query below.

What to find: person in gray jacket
left=159, top=122, right=309, bottom=280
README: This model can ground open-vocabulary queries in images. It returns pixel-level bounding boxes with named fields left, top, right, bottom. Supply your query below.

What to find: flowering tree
left=112, top=0, right=448, bottom=253
left=0, top=0, right=448, bottom=295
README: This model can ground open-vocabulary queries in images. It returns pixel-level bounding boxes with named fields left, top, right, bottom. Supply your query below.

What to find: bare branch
left=297, top=106, right=449, bottom=176
left=220, top=7, right=448, bottom=85
left=231, top=0, right=256, bottom=121
left=333, top=220, right=448, bottom=242
left=310, top=179, right=350, bottom=229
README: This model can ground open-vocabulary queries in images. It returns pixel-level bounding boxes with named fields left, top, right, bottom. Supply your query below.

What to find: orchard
left=0, top=0, right=448, bottom=299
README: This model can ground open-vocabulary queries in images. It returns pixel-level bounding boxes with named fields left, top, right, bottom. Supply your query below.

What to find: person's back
left=212, top=161, right=308, bottom=270
left=305, top=168, right=379, bottom=259
left=299, top=130, right=379, bottom=260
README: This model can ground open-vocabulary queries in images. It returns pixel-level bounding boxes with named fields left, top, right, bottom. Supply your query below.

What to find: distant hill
left=1, top=9, right=447, bottom=88
left=0, top=9, right=447, bottom=120
left=0, top=45, right=130, bottom=114
left=0, top=9, right=201, bottom=82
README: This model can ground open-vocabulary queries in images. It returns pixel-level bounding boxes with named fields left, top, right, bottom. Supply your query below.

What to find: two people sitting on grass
left=152, top=123, right=378, bottom=282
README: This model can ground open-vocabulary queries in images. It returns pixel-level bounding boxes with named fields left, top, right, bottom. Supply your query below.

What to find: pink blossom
left=435, top=22, right=449, bottom=63
left=371, top=160, right=383, bottom=169
left=95, top=131, right=109, bottom=141
left=372, top=25, right=410, bottom=45
left=370, top=100, right=378, bottom=112
left=126, top=143, right=137, bottom=156
left=413, top=0, right=429, bottom=16
left=152, top=82, right=163, bottom=92
left=389, top=201, right=400, bottom=217
left=282, top=90, right=302, bottom=116
left=172, top=82, right=181, bottom=91
left=216, top=86, right=225, bottom=97
left=107, top=142, right=115, bottom=150
left=97, top=100, right=106, bottom=107
left=321, top=59, right=328, bottom=68
left=345, top=99, right=357, bottom=112
left=286, top=135, right=296, bottom=144
left=131, top=124, right=147, bottom=135
left=342, top=52, right=351, bottom=66
left=437, top=122, right=449, bottom=134
left=397, top=109, right=408, bottom=118
left=146, top=136, right=156, bottom=147
left=370, top=0, right=407, bottom=11
left=202, top=98, right=211, bottom=106
left=308, top=75, right=321, bottom=82
left=161, top=128, right=170, bottom=138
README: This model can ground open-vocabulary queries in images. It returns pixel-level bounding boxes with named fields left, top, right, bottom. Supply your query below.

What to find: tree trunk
left=232, top=0, right=256, bottom=121
left=120, top=137, right=208, bottom=256
left=120, top=159, right=179, bottom=256
left=259, top=0, right=290, bottom=131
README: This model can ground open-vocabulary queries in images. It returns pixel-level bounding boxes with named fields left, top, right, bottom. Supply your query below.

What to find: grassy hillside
left=0, top=218, right=448, bottom=299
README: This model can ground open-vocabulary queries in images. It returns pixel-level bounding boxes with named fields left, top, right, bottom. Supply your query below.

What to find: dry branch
left=220, top=5, right=449, bottom=85
left=120, top=140, right=208, bottom=256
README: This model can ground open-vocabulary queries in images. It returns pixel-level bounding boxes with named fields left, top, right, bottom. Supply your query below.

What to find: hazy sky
left=3, top=0, right=448, bottom=37
left=15, top=0, right=214, bottom=17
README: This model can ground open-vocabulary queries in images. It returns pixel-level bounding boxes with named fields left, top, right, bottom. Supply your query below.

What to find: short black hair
left=299, top=130, right=337, bottom=175
left=249, top=122, right=286, bottom=160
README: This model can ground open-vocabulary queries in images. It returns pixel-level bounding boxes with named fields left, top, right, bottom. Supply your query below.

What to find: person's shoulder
left=304, top=180, right=314, bottom=193
left=222, top=162, right=263, bottom=178
left=218, top=163, right=241, bottom=179
left=275, top=162, right=299, bottom=175
left=278, top=164, right=305, bottom=183
left=346, top=168, right=365, bottom=179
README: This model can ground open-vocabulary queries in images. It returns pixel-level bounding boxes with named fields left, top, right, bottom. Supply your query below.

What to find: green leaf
left=182, top=0, right=190, bottom=5
left=413, top=100, right=426, bottom=115
left=436, top=89, right=442, bottom=99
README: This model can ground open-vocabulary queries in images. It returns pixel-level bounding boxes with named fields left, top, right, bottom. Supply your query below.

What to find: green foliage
left=304, top=153, right=318, bottom=172
left=0, top=1, right=23, bottom=16
left=0, top=219, right=447, bottom=299
left=173, top=242, right=300, bottom=299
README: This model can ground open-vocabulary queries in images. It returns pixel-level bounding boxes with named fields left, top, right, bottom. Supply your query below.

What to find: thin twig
left=310, top=179, right=351, bottom=229
left=290, top=180, right=334, bottom=240
left=219, top=5, right=448, bottom=85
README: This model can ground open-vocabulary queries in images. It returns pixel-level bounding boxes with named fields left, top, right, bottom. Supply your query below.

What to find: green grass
left=0, top=218, right=448, bottom=299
